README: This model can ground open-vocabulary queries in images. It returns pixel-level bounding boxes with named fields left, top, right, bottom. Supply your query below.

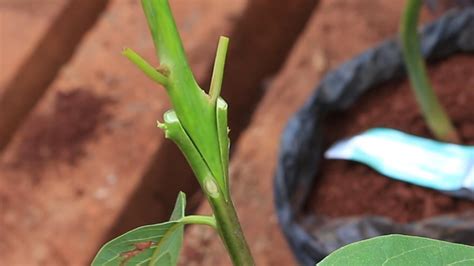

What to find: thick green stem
left=400, top=0, right=459, bottom=143
left=137, top=0, right=255, bottom=265
left=160, top=114, right=254, bottom=265
left=141, top=0, right=226, bottom=188
left=208, top=190, right=254, bottom=266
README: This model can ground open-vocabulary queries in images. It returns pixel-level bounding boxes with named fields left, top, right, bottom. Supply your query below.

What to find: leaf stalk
left=180, top=215, right=217, bottom=228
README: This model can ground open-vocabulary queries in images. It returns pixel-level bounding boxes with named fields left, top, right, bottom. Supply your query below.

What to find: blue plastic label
left=325, top=128, right=474, bottom=195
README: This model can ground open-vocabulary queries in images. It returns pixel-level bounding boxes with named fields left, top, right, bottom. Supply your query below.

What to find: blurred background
left=0, top=0, right=464, bottom=265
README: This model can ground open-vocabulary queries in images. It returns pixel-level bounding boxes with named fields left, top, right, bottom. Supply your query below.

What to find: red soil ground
left=0, top=0, right=454, bottom=265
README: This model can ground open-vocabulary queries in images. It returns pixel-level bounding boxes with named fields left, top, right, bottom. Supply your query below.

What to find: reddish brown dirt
left=0, top=1, right=244, bottom=265
left=0, top=1, right=66, bottom=87
left=309, top=55, right=474, bottom=223
left=0, top=0, right=460, bottom=265
left=13, top=88, right=114, bottom=171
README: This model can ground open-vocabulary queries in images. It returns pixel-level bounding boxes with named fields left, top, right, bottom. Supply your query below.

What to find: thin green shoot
left=400, top=0, right=460, bottom=143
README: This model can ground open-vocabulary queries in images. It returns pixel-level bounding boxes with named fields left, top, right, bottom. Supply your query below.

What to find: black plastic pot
left=274, top=8, right=474, bottom=265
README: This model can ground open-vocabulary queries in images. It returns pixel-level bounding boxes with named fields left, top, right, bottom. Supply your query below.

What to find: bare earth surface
left=0, top=0, right=243, bottom=265
left=0, top=0, right=446, bottom=265
left=0, top=1, right=65, bottom=87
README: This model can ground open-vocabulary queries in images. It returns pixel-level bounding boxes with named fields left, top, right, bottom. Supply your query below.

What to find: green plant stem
left=208, top=193, right=254, bottom=266
left=142, top=0, right=227, bottom=189
left=160, top=111, right=254, bottom=265
left=400, top=0, right=459, bottom=143
left=206, top=40, right=253, bottom=263
left=137, top=0, right=255, bottom=265
left=209, top=36, right=229, bottom=103
left=161, top=110, right=254, bottom=265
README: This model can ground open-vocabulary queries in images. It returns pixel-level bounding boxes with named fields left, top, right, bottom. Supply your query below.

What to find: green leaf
left=92, top=192, right=186, bottom=266
left=318, top=234, right=474, bottom=266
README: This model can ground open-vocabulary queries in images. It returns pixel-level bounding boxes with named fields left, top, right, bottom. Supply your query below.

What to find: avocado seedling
left=92, top=0, right=253, bottom=265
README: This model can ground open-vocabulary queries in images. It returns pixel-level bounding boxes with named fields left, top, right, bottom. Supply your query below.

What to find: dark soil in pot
left=307, top=54, right=474, bottom=223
